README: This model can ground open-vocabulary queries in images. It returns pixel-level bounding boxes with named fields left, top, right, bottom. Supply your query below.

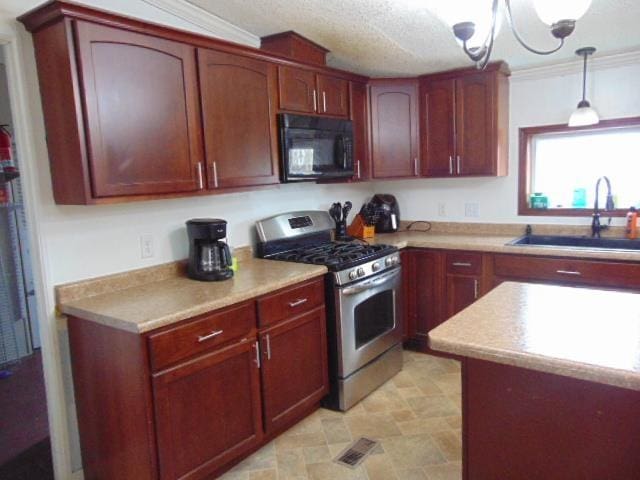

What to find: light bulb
left=533, top=0, right=592, bottom=25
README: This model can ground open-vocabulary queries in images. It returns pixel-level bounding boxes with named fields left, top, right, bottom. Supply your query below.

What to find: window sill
left=518, top=207, right=627, bottom=217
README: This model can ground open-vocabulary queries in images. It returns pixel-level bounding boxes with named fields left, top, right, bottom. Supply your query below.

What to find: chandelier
left=444, top=0, right=593, bottom=69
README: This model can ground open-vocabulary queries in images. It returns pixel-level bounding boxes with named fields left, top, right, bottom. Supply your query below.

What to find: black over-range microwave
left=279, top=114, right=354, bottom=182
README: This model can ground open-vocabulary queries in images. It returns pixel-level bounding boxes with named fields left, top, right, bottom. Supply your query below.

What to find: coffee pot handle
left=221, top=243, right=232, bottom=267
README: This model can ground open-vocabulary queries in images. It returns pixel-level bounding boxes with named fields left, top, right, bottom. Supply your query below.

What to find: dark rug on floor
left=0, top=438, right=54, bottom=480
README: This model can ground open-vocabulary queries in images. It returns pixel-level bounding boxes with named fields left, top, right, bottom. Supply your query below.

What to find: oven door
left=335, top=266, right=402, bottom=378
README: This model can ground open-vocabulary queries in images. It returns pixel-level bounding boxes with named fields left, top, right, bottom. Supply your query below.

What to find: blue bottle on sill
left=530, top=193, right=548, bottom=209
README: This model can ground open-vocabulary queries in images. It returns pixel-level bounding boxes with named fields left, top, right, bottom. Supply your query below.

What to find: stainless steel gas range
left=256, top=210, right=403, bottom=411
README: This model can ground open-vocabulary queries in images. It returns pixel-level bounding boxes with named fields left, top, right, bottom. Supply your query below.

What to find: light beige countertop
left=429, top=282, right=640, bottom=391
left=375, top=230, right=640, bottom=262
left=57, top=257, right=327, bottom=334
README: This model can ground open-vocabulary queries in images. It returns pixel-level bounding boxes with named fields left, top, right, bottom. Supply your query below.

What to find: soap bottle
left=626, top=207, right=638, bottom=239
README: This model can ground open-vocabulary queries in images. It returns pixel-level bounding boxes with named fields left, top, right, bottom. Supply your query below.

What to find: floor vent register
left=333, top=437, right=379, bottom=469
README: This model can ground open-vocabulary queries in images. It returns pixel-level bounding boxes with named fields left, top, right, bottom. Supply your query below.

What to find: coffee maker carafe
left=186, top=219, right=234, bottom=281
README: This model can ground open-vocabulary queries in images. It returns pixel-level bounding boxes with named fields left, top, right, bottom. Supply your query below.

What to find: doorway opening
left=0, top=45, right=53, bottom=479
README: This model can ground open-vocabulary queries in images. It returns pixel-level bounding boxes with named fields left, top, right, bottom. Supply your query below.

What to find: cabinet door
left=260, top=306, right=329, bottom=434
left=421, top=78, right=456, bottom=177
left=446, top=275, right=480, bottom=318
left=370, top=81, right=420, bottom=178
left=317, top=74, right=349, bottom=117
left=278, top=66, right=317, bottom=113
left=455, top=72, right=495, bottom=176
left=412, top=250, right=444, bottom=339
left=75, top=21, right=203, bottom=197
left=153, top=340, right=262, bottom=480
left=350, top=82, right=370, bottom=181
left=198, top=50, right=279, bottom=189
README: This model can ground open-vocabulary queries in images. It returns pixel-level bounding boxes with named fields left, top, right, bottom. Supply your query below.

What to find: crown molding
left=140, top=0, right=260, bottom=47
left=511, top=49, right=640, bottom=82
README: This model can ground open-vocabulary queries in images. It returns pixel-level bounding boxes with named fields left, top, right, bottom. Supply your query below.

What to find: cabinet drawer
left=494, top=254, right=640, bottom=289
left=446, top=252, right=482, bottom=275
left=148, top=302, right=256, bottom=371
left=257, top=278, right=325, bottom=328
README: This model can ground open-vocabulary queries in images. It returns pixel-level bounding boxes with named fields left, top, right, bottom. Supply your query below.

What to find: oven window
left=354, top=290, right=394, bottom=349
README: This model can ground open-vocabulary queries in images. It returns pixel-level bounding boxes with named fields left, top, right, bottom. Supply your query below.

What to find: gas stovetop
left=267, top=241, right=396, bottom=271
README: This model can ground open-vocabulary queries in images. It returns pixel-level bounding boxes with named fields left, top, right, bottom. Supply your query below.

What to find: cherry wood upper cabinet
left=317, top=74, right=349, bottom=116
left=350, top=81, right=371, bottom=181
left=278, top=65, right=318, bottom=114
left=370, top=80, right=420, bottom=179
left=421, top=78, right=456, bottom=176
left=420, top=63, right=509, bottom=178
left=259, top=306, right=329, bottom=434
left=153, top=340, right=263, bottom=480
left=75, top=22, right=204, bottom=198
left=456, top=73, right=496, bottom=176
left=278, top=66, right=349, bottom=117
left=198, top=49, right=280, bottom=189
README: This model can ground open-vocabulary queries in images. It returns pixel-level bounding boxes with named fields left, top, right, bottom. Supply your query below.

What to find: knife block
left=347, top=214, right=375, bottom=240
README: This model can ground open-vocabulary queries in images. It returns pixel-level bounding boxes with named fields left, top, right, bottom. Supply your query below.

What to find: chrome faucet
left=592, top=176, right=614, bottom=238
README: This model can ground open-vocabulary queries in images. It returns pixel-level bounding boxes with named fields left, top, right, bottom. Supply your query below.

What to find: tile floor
left=220, top=350, right=462, bottom=480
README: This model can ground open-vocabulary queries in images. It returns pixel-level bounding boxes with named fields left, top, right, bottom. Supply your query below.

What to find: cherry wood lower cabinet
left=463, top=357, right=640, bottom=479
left=67, top=277, right=328, bottom=480
left=153, top=340, right=263, bottom=480
left=259, top=306, right=328, bottom=434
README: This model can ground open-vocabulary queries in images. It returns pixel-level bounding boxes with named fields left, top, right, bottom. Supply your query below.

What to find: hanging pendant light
left=569, top=47, right=599, bottom=127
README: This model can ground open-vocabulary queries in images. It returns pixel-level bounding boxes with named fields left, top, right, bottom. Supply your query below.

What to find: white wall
left=374, top=56, right=640, bottom=227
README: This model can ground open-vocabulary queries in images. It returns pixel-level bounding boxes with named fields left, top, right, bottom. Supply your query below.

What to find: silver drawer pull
left=288, top=298, right=308, bottom=308
left=253, top=341, right=260, bottom=368
left=556, top=270, right=581, bottom=276
left=264, top=334, right=272, bottom=360
left=197, top=329, right=223, bottom=342
left=452, top=262, right=473, bottom=267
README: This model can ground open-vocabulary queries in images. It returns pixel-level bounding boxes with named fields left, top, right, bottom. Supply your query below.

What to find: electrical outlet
left=140, top=234, right=154, bottom=259
left=437, top=202, right=446, bottom=217
left=465, top=202, right=479, bottom=218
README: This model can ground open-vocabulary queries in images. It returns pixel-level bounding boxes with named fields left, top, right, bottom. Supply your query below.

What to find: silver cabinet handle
left=452, top=262, right=472, bottom=267
left=197, top=329, right=223, bottom=343
left=556, top=270, right=582, bottom=276
left=449, top=156, right=453, bottom=175
left=197, top=162, right=203, bottom=189
left=288, top=298, right=308, bottom=308
left=322, top=91, right=327, bottom=112
left=313, top=90, right=318, bottom=112
left=456, top=155, right=461, bottom=175
left=356, top=160, right=361, bottom=179
left=413, top=157, right=418, bottom=176
left=264, top=334, right=272, bottom=360
left=253, top=341, right=260, bottom=368
left=474, top=279, right=479, bottom=299
left=212, top=161, right=219, bottom=188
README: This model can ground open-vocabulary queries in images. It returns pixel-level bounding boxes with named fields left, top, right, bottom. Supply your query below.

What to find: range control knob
left=385, top=257, right=395, bottom=266
left=348, top=270, right=358, bottom=280
left=372, top=262, right=381, bottom=272
left=357, top=267, right=365, bottom=277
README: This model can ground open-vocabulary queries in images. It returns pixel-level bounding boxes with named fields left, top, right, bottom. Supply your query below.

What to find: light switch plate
left=140, top=234, right=154, bottom=258
left=465, top=203, right=479, bottom=217
left=437, top=203, right=446, bottom=217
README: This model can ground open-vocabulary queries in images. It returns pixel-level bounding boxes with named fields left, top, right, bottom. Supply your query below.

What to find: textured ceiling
left=186, top=0, right=640, bottom=76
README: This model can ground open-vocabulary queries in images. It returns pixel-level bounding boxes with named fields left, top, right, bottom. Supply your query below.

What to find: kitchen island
left=429, top=282, right=640, bottom=480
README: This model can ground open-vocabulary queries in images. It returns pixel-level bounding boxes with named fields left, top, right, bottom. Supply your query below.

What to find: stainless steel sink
left=507, top=235, right=640, bottom=251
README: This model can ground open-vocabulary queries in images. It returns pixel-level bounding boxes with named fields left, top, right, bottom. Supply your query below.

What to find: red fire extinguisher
left=0, top=125, right=15, bottom=205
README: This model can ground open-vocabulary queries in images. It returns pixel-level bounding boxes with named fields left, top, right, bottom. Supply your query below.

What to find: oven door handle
left=341, top=268, right=401, bottom=295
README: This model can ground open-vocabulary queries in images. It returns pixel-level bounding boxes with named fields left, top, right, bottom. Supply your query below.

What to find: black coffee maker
left=186, top=219, right=234, bottom=281
left=370, top=194, right=400, bottom=233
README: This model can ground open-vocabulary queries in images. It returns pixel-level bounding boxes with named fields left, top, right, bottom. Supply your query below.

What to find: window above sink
left=518, top=116, right=640, bottom=217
